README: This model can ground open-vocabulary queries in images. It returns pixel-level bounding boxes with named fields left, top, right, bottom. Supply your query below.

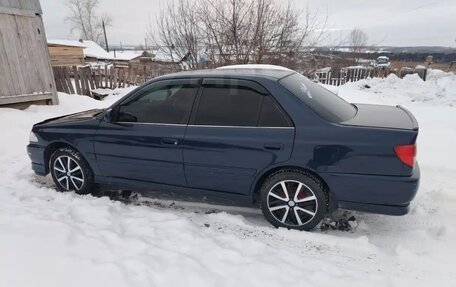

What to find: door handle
left=161, top=138, right=179, bottom=145
left=264, top=144, right=283, bottom=150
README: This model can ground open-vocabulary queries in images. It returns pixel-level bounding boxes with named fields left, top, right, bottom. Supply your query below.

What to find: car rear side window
left=195, top=84, right=263, bottom=126
left=117, top=81, right=198, bottom=124
left=259, top=96, right=291, bottom=127
left=194, top=81, right=291, bottom=127
left=279, top=73, right=357, bottom=122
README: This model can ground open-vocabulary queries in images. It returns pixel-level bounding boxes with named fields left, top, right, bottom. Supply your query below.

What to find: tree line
left=146, top=0, right=327, bottom=69
left=65, top=0, right=374, bottom=70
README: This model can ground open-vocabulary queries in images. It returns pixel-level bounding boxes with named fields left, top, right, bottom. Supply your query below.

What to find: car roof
left=216, top=64, right=292, bottom=72
left=155, top=67, right=296, bottom=82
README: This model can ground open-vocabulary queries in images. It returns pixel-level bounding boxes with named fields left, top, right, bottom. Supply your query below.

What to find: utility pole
left=102, top=20, right=109, bottom=52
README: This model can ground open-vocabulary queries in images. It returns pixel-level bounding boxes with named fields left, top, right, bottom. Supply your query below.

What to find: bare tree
left=66, top=0, right=112, bottom=47
left=147, top=0, right=201, bottom=69
left=147, top=0, right=326, bottom=68
left=349, top=28, right=368, bottom=53
left=197, top=0, right=257, bottom=65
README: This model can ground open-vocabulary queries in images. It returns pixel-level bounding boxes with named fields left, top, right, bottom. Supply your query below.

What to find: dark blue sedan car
left=27, top=66, right=420, bottom=230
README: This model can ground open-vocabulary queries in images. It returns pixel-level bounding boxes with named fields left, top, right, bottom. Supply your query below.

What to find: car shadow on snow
left=33, top=174, right=366, bottom=233
left=95, top=188, right=363, bottom=233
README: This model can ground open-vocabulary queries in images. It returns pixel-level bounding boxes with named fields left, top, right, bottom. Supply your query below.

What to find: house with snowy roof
left=47, top=39, right=143, bottom=67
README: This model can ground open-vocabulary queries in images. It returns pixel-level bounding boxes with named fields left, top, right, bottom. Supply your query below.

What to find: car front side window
left=117, top=80, right=198, bottom=124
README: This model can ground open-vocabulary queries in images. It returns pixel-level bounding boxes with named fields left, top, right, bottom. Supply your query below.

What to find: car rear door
left=183, top=78, right=295, bottom=195
left=94, top=79, right=199, bottom=186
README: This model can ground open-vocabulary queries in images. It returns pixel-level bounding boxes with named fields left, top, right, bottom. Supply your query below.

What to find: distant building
left=47, top=39, right=144, bottom=67
left=47, top=40, right=85, bottom=67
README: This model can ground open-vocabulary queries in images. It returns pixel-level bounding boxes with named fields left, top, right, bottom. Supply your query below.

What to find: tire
left=49, top=147, right=94, bottom=195
left=260, top=169, right=328, bottom=231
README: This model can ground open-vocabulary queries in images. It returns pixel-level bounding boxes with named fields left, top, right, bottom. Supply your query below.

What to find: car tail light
left=394, top=144, right=416, bottom=168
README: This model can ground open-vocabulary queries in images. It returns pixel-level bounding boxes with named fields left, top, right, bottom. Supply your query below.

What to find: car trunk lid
left=341, top=104, right=418, bottom=131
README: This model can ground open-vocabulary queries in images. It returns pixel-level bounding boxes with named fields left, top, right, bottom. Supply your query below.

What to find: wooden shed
left=0, top=0, right=58, bottom=108
left=48, top=40, right=85, bottom=67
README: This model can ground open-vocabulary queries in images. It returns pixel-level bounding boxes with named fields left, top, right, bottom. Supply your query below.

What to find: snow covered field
left=0, top=71, right=455, bottom=287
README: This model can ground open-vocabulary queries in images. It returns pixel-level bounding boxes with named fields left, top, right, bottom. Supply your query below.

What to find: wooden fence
left=315, top=72, right=346, bottom=86
left=315, top=67, right=391, bottom=86
left=54, top=64, right=430, bottom=96
left=315, top=66, right=428, bottom=86
left=52, top=64, right=177, bottom=98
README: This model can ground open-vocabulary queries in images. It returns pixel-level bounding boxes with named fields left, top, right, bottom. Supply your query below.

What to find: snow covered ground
left=0, top=71, right=455, bottom=287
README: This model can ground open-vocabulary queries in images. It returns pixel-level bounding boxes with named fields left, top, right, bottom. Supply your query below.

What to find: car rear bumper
left=321, top=163, right=420, bottom=215
left=27, top=144, right=47, bottom=176
left=338, top=201, right=410, bottom=215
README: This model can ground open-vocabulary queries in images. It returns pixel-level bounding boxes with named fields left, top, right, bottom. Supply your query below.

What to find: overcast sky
left=40, top=0, right=456, bottom=47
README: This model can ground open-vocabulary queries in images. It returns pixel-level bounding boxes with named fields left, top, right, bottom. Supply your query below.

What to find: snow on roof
left=216, top=64, right=292, bottom=71
left=107, top=50, right=143, bottom=61
left=47, top=39, right=112, bottom=59
left=48, top=39, right=177, bottom=62
left=82, top=40, right=112, bottom=60
left=47, top=39, right=86, bottom=48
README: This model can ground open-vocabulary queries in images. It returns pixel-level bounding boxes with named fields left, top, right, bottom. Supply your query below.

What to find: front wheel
left=49, top=147, right=94, bottom=195
left=260, top=170, right=328, bottom=231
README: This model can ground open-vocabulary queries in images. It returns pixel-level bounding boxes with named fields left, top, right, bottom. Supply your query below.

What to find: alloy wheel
left=53, top=156, right=85, bottom=191
left=267, top=180, right=318, bottom=226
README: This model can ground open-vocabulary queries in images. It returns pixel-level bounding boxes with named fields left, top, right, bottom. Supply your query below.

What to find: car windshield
left=279, top=73, right=357, bottom=122
left=377, top=58, right=388, bottom=64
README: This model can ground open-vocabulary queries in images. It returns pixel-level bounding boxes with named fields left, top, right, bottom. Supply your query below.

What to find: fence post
left=82, top=67, right=90, bottom=96
left=113, top=67, right=115, bottom=88
left=53, top=67, right=63, bottom=93
left=72, top=66, right=81, bottom=95
left=64, top=67, right=75, bottom=94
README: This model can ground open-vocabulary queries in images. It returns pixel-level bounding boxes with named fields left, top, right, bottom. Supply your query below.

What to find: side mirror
left=103, top=108, right=114, bottom=123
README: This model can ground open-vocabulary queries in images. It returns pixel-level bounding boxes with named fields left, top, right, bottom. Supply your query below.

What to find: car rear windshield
left=279, top=73, right=357, bottom=122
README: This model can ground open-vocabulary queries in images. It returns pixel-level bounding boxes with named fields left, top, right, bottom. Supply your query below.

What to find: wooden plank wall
left=49, top=45, right=84, bottom=67
left=0, top=0, right=58, bottom=106
left=0, top=0, right=42, bottom=13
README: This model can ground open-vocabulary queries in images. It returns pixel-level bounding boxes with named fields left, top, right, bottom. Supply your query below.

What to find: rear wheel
left=49, top=147, right=94, bottom=195
left=260, top=170, right=327, bottom=231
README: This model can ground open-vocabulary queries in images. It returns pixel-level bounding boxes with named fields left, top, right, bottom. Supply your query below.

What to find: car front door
left=183, top=78, right=295, bottom=195
left=94, top=79, right=199, bottom=186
